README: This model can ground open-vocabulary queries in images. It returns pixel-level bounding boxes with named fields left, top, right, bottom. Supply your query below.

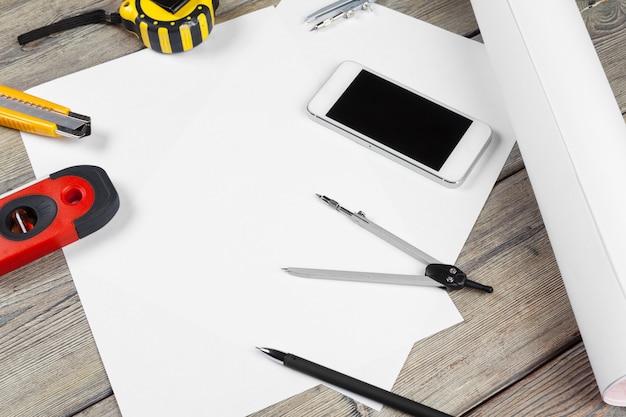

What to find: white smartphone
left=307, top=61, right=492, bottom=187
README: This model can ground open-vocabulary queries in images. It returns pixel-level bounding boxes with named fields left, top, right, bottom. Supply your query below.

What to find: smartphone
left=307, top=61, right=492, bottom=187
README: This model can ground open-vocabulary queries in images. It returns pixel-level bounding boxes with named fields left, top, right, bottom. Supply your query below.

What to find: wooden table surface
left=1, top=1, right=625, bottom=416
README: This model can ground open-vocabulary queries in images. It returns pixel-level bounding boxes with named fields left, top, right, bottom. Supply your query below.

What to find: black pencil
left=257, top=347, right=453, bottom=417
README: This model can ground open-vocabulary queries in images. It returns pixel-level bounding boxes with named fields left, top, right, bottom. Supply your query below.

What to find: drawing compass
left=305, top=0, right=376, bottom=31
left=283, top=194, right=493, bottom=293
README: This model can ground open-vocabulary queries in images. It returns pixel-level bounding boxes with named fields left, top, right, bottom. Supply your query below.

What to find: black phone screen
left=326, top=70, right=473, bottom=171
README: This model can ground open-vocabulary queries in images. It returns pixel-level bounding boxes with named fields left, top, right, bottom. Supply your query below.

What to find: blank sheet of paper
left=21, top=5, right=514, bottom=416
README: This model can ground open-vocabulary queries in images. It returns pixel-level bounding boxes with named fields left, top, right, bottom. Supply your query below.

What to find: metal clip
left=306, top=0, right=376, bottom=31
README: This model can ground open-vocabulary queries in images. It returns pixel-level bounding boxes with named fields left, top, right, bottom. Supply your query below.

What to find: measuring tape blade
left=0, top=165, right=120, bottom=276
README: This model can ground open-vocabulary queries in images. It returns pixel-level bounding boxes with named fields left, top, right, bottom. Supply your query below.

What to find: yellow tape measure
left=119, top=0, right=218, bottom=53
left=17, top=0, right=219, bottom=54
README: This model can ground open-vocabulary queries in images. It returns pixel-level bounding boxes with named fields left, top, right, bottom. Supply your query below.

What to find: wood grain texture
left=579, top=0, right=626, bottom=112
left=378, top=0, right=479, bottom=37
left=465, top=343, right=623, bottom=417
left=0, top=0, right=624, bottom=416
left=381, top=170, right=579, bottom=416
left=0, top=251, right=111, bottom=417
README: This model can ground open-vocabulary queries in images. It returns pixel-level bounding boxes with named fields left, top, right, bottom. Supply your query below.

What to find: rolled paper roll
left=471, top=0, right=626, bottom=406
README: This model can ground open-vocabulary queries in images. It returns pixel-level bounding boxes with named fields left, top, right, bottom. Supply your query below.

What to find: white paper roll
left=470, top=0, right=626, bottom=406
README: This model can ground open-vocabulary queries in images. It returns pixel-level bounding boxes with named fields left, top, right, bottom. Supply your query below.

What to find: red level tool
left=0, top=165, right=119, bottom=276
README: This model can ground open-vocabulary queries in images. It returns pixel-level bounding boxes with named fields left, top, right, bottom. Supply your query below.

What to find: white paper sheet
left=21, top=5, right=515, bottom=416
left=471, top=0, right=626, bottom=406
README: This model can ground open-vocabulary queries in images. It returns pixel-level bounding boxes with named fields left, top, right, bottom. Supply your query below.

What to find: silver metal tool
left=283, top=194, right=493, bottom=292
left=305, top=0, right=376, bottom=31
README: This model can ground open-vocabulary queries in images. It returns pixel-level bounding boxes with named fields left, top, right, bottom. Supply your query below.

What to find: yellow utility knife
left=0, top=86, right=90, bottom=139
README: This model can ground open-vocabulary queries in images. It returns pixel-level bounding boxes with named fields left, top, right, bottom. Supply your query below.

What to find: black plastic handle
left=50, top=165, right=120, bottom=239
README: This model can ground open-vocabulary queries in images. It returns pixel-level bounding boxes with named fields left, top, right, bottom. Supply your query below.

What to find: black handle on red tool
left=50, top=166, right=119, bottom=238
left=0, top=165, right=119, bottom=276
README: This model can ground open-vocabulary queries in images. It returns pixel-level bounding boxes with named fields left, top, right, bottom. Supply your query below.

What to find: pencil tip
left=256, top=347, right=286, bottom=362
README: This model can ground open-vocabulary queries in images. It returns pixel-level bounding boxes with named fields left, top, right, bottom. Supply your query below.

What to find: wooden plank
left=498, top=143, right=524, bottom=181
left=384, top=169, right=580, bottom=415
left=578, top=0, right=626, bottom=113
left=403, top=172, right=578, bottom=415
left=465, top=342, right=626, bottom=416
left=378, top=0, right=480, bottom=37
left=0, top=252, right=111, bottom=416
left=73, top=396, right=122, bottom=417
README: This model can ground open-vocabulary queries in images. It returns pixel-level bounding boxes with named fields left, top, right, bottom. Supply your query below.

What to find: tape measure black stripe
left=160, top=5, right=213, bottom=52
left=130, top=2, right=215, bottom=53
left=192, top=5, right=213, bottom=45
